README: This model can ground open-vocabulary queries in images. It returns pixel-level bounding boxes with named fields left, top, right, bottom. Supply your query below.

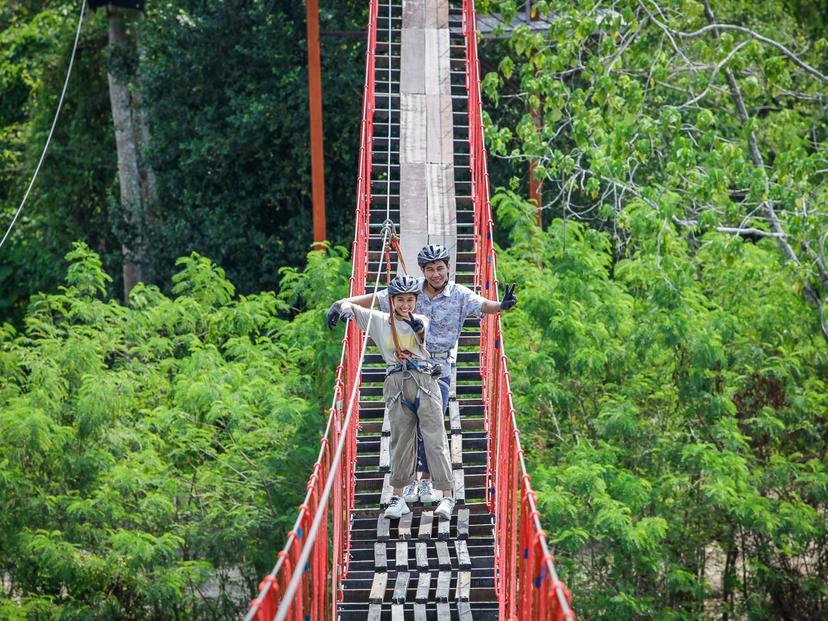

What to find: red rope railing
left=462, top=1, right=576, bottom=619
left=243, top=1, right=378, bottom=618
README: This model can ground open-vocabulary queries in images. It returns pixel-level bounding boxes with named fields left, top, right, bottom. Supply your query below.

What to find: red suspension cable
left=462, top=0, right=576, bottom=618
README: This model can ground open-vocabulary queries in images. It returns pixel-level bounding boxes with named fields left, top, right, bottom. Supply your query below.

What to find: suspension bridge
left=245, top=1, right=574, bottom=619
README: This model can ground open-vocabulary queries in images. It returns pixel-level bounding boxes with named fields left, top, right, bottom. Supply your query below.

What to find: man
left=328, top=243, right=517, bottom=504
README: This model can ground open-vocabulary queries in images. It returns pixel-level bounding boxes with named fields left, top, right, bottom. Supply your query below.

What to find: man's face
left=391, top=293, right=417, bottom=316
left=422, top=260, right=448, bottom=290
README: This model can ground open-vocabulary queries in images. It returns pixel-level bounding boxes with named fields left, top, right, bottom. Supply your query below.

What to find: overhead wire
left=0, top=0, right=87, bottom=252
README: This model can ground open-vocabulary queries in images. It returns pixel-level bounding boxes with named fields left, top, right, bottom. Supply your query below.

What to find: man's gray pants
left=384, top=369, right=453, bottom=490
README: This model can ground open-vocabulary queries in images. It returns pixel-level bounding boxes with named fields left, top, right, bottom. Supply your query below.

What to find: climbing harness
left=386, top=359, right=442, bottom=415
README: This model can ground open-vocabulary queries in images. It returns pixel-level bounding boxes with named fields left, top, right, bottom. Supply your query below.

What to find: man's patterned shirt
left=377, top=278, right=486, bottom=356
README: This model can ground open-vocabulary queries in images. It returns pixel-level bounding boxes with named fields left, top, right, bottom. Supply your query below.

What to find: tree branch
left=679, top=40, right=751, bottom=108
left=644, top=2, right=828, bottom=85
left=702, top=2, right=806, bottom=272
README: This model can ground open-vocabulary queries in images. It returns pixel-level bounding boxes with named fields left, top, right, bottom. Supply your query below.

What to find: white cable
left=274, top=226, right=391, bottom=621
left=0, top=0, right=87, bottom=252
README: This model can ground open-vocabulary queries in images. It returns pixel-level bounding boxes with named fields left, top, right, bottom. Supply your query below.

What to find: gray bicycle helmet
left=416, top=244, right=450, bottom=267
left=388, top=274, right=421, bottom=296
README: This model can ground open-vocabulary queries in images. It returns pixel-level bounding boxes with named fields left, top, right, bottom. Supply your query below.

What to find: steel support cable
left=272, top=226, right=393, bottom=621
left=0, top=0, right=86, bottom=252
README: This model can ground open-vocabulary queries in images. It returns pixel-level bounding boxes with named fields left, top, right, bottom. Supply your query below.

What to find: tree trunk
left=106, top=7, right=156, bottom=301
left=132, top=18, right=160, bottom=212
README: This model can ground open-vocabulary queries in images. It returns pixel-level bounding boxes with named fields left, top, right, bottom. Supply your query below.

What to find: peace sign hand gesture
left=500, top=284, right=518, bottom=311
left=403, top=312, right=425, bottom=334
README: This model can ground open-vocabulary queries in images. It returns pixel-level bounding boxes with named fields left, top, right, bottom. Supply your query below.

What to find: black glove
left=500, top=284, right=517, bottom=311
left=326, top=301, right=342, bottom=329
left=403, top=312, right=424, bottom=334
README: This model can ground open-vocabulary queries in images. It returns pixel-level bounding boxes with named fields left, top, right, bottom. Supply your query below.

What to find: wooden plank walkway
left=399, top=0, right=457, bottom=271
left=338, top=2, right=497, bottom=619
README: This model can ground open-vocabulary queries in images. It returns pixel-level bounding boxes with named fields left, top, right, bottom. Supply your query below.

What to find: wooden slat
left=415, top=570, right=431, bottom=603
left=418, top=510, right=433, bottom=540
left=457, top=508, right=470, bottom=540
left=424, top=29, right=448, bottom=98
left=436, top=570, right=452, bottom=602
left=455, top=539, right=471, bottom=570
left=379, top=435, right=390, bottom=471
left=377, top=514, right=391, bottom=541
left=437, top=602, right=452, bottom=621
left=399, top=510, right=414, bottom=539
left=453, top=468, right=465, bottom=504
left=400, top=29, right=425, bottom=94
left=416, top=541, right=429, bottom=572
left=369, top=572, right=389, bottom=604
left=426, top=162, right=456, bottom=230
left=381, top=406, right=391, bottom=435
left=392, top=603, right=405, bottom=621
left=424, top=0, right=449, bottom=28
left=450, top=365, right=457, bottom=398
left=436, top=540, right=452, bottom=570
left=425, top=95, right=454, bottom=165
left=438, top=515, right=450, bottom=540
left=448, top=399, right=461, bottom=433
left=437, top=602, right=451, bottom=621
left=368, top=603, right=383, bottom=621
left=396, top=540, right=409, bottom=571
left=402, top=0, right=426, bottom=28
left=402, top=0, right=425, bottom=29
left=392, top=571, right=411, bottom=603
left=380, top=473, right=394, bottom=507
left=400, top=96, right=427, bottom=164
left=451, top=432, right=463, bottom=467
left=399, top=158, right=428, bottom=269
left=436, top=0, right=449, bottom=28
left=456, top=570, right=471, bottom=601
left=458, top=600, right=473, bottom=621
left=375, top=541, right=388, bottom=572
left=414, top=603, right=428, bottom=621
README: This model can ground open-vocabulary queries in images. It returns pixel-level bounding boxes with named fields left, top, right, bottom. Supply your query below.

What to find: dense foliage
left=480, top=0, right=828, bottom=617
left=498, top=206, right=827, bottom=619
left=0, top=0, right=365, bottom=313
left=0, top=243, right=350, bottom=618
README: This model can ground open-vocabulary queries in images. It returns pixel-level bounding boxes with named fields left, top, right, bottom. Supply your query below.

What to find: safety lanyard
left=383, top=232, right=413, bottom=362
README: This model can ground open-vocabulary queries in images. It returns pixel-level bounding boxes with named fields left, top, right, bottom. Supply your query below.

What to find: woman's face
left=391, top=293, right=417, bottom=316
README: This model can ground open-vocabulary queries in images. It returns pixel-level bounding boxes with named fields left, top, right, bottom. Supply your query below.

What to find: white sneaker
left=384, top=495, right=411, bottom=519
left=434, top=496, right=456, bottom=521
left=403, top=483, right=419, bottom=503
left=418, top=478, right=435, bottom=503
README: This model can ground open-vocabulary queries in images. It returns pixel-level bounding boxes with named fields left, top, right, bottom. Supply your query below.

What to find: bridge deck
left=339, top=2, right=497, bottom=619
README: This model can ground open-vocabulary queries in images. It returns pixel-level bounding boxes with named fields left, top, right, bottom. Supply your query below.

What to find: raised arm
left=327, top=292, right=383, bottom=329
left=480, top=283, right=518, bottom=315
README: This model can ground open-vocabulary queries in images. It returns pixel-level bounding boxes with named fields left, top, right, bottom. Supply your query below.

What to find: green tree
left=493, top=201, right=827, bottom=619
left=480, top=0, right=828, bottom=334
left=0, top=242, right=350, bottom=618
left=479, top=1, right=828, bottom=616
left=1, top=0, right=367, bottom=318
